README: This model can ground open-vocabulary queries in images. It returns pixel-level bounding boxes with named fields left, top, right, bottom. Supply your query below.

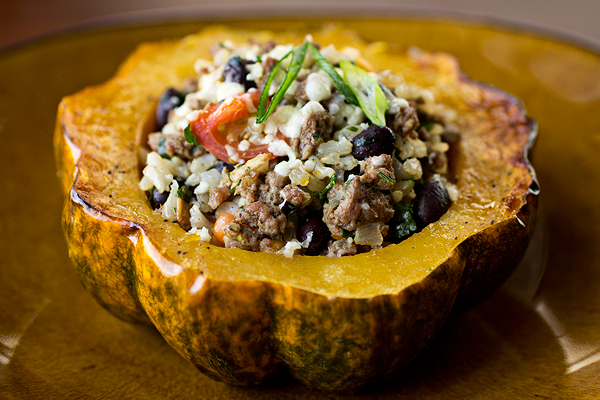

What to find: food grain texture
left=54, top=25, right=538, bottom=392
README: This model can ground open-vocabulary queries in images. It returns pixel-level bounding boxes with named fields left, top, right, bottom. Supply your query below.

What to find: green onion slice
left=339, top=60, right=388, bottom=126
left=257, top=42, right=308, bottom=123
left=307, top=43, right=359, bottom=106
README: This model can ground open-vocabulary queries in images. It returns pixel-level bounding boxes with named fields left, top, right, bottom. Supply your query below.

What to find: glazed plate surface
left=1, top=16, right=600, bottom=399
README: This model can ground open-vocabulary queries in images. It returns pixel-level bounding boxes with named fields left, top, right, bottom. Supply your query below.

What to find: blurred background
left=1, top=0, right=600, bottom=50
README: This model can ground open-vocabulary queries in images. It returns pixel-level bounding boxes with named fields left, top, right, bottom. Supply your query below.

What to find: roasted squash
left=54, top=25, right=538, bottom=392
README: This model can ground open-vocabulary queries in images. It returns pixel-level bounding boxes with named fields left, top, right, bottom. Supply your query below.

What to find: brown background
left=1, top=0, right=600, bottom=50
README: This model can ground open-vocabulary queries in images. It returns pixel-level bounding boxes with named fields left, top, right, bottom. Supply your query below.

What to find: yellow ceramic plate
left=1, top=16, right=600, bottom=399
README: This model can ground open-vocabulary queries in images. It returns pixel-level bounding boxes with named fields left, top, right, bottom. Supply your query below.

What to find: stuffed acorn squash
left=54, top=25, right=538, bottom=392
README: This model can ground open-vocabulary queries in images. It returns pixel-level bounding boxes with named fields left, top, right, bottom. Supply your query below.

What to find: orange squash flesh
left=54, top=26, right=538, bottom=392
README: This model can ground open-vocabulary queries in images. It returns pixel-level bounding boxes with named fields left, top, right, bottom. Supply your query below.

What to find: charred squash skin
left=54, top=26, right=538, bottom=392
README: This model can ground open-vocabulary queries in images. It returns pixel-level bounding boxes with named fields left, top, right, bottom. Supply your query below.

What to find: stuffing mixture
left=139, top=37, right=460, bottom=257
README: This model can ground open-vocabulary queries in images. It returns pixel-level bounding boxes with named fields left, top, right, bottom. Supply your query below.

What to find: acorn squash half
left=54, top=26, right=538, bottom=392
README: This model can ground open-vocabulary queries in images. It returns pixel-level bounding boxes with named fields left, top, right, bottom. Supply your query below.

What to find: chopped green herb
left=257, top=42, right=308, bottom=123
left=347, top=126, right=359, bottom=132
left=230, top=179, right=242, bottom=194
left=318, top=175, right=337, bottom=200
left=342, top=229, right=355, bottom=239
left=157, top=137, right=169, bottom=158
left=184, top=124, right=200, bottom=146
left=418, top=122, right=435, bottom=132
left=307, top=42, right=359, bottom=106
left=339, top=60, right=388, bottom=126
left=286, top=206, right=299, bottom=217
left=377, top=170, right=394, bottom=185
left=389, top=203, right=417, bottom=240
left=176, top=186, right=193, bottom=203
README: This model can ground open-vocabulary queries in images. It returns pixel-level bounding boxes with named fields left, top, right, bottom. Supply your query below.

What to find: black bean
left=214, top=160, right=235, bottom=173
left=413, top=178, right=451, bottom=227
left=175, top=177, right=187, bottom=188
left=223, top=56, right=257, bottom=91
left=351, top=126, right=395, bottom=160
left=156, top=88, right=185, bottom=130
left=149, top=188, right=169, bottom=209
left=298, top=214, right=330, bottom=256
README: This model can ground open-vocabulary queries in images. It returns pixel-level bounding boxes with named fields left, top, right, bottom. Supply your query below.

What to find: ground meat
left=208, top=186, right=230, bottom=210
left=294, top=79, right=309, bottom=102
left=233, top=170, right=261, bottom=203
left=208, top=169, right=233, bottom=209
left=259, top=238, right=285, bottom=253
left=323, top=179, right=394, bottom=238
left=296, top=109, right=333, bottom=160
left=148, top=132, right=201, bottom=159
left=225, top=201, right=287, bottom=249
left=360, top=154, right=396, bottom=190
left=259, top=57, right=279, bottom=88
left=181, top=76, right=199, bottom=93
left=391, top=102, right=419, bottom=138
left=422, top=150, right=448, bottom=176
left=258, top=171, right=289, bottom=205
left=281, top=184, right=306, bottom=207
left=325, top=239, right=357, bottom=257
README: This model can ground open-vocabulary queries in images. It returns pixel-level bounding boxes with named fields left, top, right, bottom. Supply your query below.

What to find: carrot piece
left=213, top=212, right=235, bottom=245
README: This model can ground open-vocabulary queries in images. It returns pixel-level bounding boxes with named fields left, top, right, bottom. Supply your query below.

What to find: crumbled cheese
left=242, top=91, right=258, bottom=113
left=213, top=48, right=231, bottom=66
left=190, top=205, right=214, bottom=230
left=386, top=97, right=411, bottom=115
left=264, top=105, right=296, bottom=136
left=196, top=227, right=212, bottom=242
left=192, top=169, right=222, bottom=195
left=138, top=176, right=154, bottom=192
left=225, top=145, right=243, bottom=164
left=304, top=71, right=333, bottom=102
left=268, top=44, right=294, bottom=61
left=193, top=58, right=212, bottom=73
left=369, top=155, right=387, bottom=168
left=446, top=184, right=459, bottom=202
left=245, top=61, right=263, bottom=82
left=216, top=82, right=245, bottom=102
left=195, top=68, right=221, bottom=104
left=268, top=139, right=296, bottom=159
left=189, top=153, right=217, bottom=175
left=277, top=240, right=303, bottom=258
left=281, top=101, right=325, bottom=139
left=161, top=180, right=179, bottom=219
left=169, top=156, right=190, bottom=179
left=142, top=152, right=173, bottom=192
left=319, top=44, right=348, bottom=65
left=237, top=140, right=250, bottom=151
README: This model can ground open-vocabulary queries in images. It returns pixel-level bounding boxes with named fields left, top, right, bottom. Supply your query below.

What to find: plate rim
left=1, top=3, right=600, bottom=56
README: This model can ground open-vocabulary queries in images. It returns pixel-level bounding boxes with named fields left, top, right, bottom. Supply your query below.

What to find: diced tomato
left=188, top=90, right=274, bottom=163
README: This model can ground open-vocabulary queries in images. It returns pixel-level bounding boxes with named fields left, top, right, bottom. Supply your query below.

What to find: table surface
left=1, top=3, right=600, bottom=399
left=1, top=0, right=600, bottom=50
